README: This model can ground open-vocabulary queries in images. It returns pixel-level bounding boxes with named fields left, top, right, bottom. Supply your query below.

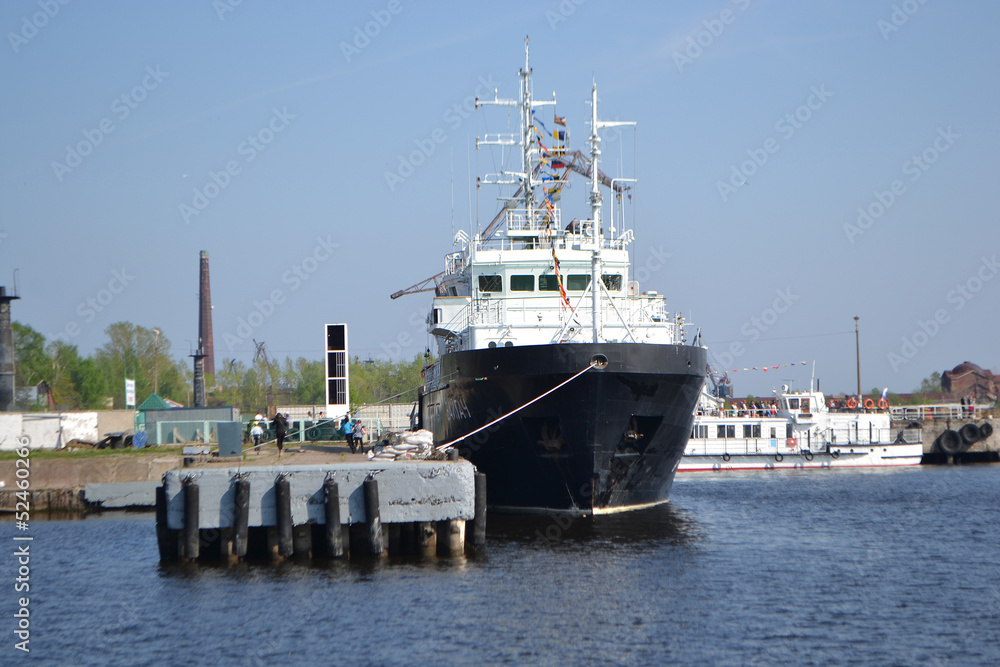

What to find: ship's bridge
left=427, top=207, right=682, bottom=354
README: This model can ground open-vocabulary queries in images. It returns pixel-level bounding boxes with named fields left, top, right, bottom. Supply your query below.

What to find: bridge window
left=539, top=275, right=560, bottom=291
left=478, top=275, right=502, bottom=293
left=567, top=275, right=591, bottom=291
left=510, top=275, right=534, bottom=291
left=602, top=274, right=623, bottom=291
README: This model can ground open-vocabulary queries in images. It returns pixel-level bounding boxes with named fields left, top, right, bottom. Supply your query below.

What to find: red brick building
left=941, top=362, right=999, bottom=402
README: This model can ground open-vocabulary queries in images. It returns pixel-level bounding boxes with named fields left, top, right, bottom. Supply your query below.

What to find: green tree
left=12, top=322, right=48, bottom=389
left=917, top=372, right=942, bottom=394
left=93, top=322, right=188, bottom=408
left=349, top=355, right=426, bottom=407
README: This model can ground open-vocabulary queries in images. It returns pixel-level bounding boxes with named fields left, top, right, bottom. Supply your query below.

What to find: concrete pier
left=900, top=416, right=999, bottom=464
left=157, top=460, right=481, bottom=563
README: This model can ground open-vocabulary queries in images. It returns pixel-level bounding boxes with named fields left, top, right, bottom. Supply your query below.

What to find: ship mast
left=476, top=37, right=555, bottom=227
left=588, top=82, right=635, bottom=343
left=520, top=37, right=535, bottom=221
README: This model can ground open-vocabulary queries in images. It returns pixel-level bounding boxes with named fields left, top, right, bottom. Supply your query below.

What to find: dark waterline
left=3, top=465, right=998, bottom=665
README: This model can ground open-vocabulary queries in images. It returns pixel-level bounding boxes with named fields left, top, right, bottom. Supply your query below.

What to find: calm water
left=3, top=465, right=999, bottom=665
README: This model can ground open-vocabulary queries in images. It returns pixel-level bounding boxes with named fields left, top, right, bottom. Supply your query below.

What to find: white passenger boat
left=680, top=385, right=923, bottom=472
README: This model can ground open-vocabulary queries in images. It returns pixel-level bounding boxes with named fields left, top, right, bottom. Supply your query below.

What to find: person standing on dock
left=343, top=414, right=355, bottom=452
left=272, top=411, right=288, bottom=455
left=353, top=419, right=367, bottom=454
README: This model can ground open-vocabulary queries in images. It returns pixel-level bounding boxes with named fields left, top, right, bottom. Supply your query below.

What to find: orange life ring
left=847, top=397, right=858, bottom=409
left=878, top=398, right=889, bottom=410
left=864, top=398, right=875, bottom=409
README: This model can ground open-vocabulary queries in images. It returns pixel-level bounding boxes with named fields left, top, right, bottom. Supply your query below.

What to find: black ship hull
left=420, top=343, right=707, bottom=514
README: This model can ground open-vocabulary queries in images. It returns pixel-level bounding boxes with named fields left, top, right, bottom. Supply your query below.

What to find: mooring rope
left=436, top=362, right=595, bottom=451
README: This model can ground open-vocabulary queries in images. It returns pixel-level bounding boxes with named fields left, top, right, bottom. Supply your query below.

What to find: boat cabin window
left=433, top=308, right=442, bottom=324
left=539, top=275, right=561, bottom=291
left=770, top=427, right=776, bottom=439
left=478, top=275, right=502, bottom=293
left=510, top=275, right=534, bottom=291
left=601, top=274, right=623, bottom=291
left=786, top=423, right=793, bottom=438
left=567, top=275, right=591, bottom=291
left=743, top=424, right=761, bottom=438
left=717, top=424, right=735, bottom=439
left=800, top=398, right=810, bottom=412
left=788, top=398, right=799, bottom=410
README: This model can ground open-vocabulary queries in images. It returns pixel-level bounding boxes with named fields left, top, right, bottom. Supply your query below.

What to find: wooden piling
left=182, top=478, right=199, bottom=561
left=155, top=485, right=174, bottom=563
left=292, top=524, right=312, bottom=559
left=363, top=477, right=384, bottom=557
left=274, top=476, right=293, bottom=558
left=387, top=523, right=401, bottom=556
left=470, top=472, right=487, bottom=553
left=400, top=522, right=417, bottom=556
left=438, top=519, right=465, bottom=557
left=417, top=521, right=436, bottom=557
left=233, top=477, right=250, bottom=558
left=323, top=479, right=344, bottom=558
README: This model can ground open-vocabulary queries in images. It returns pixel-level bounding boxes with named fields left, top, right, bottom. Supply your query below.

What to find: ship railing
left=440, top=304, right=470, bottom=334
left=444, top=251, right=466, bottom=276
left=889, top=403, right=983, bottom=421
left=470, top=297, right=503, bottom=325
left=504, top=207, right=562, bottom=232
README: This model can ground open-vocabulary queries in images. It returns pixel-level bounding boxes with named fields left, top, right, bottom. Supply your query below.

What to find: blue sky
left=2, top=0, right=997, bottom=398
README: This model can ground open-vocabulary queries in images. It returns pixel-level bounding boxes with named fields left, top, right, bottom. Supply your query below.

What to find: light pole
left=153, top=328, right=160, bottom=395
left=854, top=316, right=861, bottom=400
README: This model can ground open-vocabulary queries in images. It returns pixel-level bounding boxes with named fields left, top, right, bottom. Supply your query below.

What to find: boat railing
left=444, top=251, right=465, bottom=276
left=459, top=293, right=679, bottom=332
left=898, top=425, right=923, bottom=444
left=686, top=425, right=896, bottom=454
left=889, top=403, right=983, bottom=421
left=470, top=297, right=503, bottom=325
left=504, top=207, right=561, bottom=232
